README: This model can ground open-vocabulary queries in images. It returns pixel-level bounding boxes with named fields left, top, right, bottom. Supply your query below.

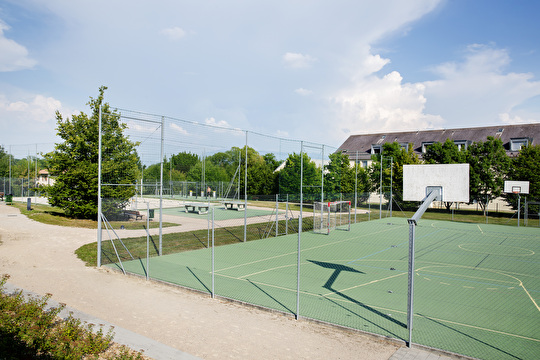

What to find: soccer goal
left=313, top=201, right=351, bottom=234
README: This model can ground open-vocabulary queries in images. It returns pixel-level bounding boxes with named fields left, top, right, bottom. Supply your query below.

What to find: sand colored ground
left=0, top=202, right=403, bottom=359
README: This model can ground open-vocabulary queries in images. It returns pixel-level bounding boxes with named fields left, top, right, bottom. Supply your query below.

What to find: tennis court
left=111, top=218, right=540, bottom=359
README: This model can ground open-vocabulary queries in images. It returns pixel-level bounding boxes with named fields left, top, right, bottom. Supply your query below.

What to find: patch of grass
left=0, top=274, right=146, bottom=359
left=11, top=202, right=178, bottom=230
left=77, top=217, right=315, bottom=267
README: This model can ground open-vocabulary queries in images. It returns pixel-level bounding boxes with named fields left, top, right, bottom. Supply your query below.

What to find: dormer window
left=371, top=145, right=382, bottom=154
left=510, top=138, right=529, bottom=151
left=421, top=142, right=434, bottom=153
left=399, top=143, right=409, bottom=152
left=454, top=140, right=469, bottom=151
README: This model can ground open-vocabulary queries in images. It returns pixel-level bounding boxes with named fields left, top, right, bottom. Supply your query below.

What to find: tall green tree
left=423, top=138, right=467, bottom=164
left=324, top=152, right=356, bottom=196
left=171, top=152, right=199, bottom=174
left=369, top=142, right=420, bottom=210
left=467, top=136, right=510, bottom=213
left=503, top=144, right=540, bottom=213
left=0, top=146, right=9, bottom=177
left=278, top=152, right=321, bottom=200
left=44, top=87, right=140, bottom=219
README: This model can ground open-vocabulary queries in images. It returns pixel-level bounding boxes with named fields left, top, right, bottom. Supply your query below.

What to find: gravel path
left=0, top=202, right=401, bottom=359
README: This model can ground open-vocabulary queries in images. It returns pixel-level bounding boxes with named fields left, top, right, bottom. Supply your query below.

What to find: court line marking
left=215, top=225, right=402, bottom=273
left=323, top=272, right=407, bottom=297
left=417, top=265, right=539, bottom=312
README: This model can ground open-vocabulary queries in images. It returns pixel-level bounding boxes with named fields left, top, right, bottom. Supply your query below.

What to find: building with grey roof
left=337, top=123, right=540, bottom=167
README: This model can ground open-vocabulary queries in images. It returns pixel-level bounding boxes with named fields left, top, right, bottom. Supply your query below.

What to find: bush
left=0, top=274, right=145, bottom=359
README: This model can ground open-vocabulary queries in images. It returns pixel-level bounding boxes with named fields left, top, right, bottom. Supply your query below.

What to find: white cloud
left=0, top=94, right=61, bottom=123
left=331, top=69, right=443, bottom=139
left=170, top=123, right=188, bottom=135
left=282, top=52, right=317, bottom=69
left=499, top=113, right=540, bottom=125
left=0, top=20, right=37, bottom=71
left=423, top=44, right=540, bottom=126
left=205, top=117, right=231, bottom=128
left=160, top=26, right=187, bottom=41
left=328, top=43, right=540, bottom=145
left=294, top=88, right=313, bottom=96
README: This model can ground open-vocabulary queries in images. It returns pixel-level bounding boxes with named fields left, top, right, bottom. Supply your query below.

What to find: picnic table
left=222, top=200, right=246, bottom=211
left=184, top=202, right=211, bottom=215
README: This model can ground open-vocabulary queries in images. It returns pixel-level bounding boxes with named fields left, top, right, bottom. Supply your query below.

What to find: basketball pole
left=407, top=188, right=440, bottom=347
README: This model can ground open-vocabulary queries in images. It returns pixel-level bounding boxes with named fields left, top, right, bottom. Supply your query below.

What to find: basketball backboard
left=504, top=180, right=529, bottom=194
left=403, top=164, right=469, bottom=203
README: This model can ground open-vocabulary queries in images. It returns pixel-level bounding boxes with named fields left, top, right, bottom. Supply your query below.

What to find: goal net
left=313, top=201, right=351, bottom=235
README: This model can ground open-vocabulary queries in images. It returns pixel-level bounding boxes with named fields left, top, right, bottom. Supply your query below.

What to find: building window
left=510, top=138, right=529, bottom=151
left=399, top=143, right=409, bottom=152
left=421, top=142, right=434, bottom=153
left=371, top=145, right=382, bottom=154
left=454, top=140, right=469, bottom=151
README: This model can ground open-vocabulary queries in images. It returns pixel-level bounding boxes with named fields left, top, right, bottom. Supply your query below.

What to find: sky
left=1, top=0, right=540, bottom=156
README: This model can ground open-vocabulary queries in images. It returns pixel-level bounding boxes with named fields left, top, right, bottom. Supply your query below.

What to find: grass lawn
left=10, top=202, right=178, bottom=230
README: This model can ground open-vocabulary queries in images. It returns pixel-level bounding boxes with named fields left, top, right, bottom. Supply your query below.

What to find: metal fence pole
left=244, top=131, right=248, bottom=242
left=275, top=193, right=279, bottom=237
left=97, top=105, right=102, bottom=267
left=296, top=141, right=303, bottom=320
left=159, top=116, right=164, bottom=255
left=146, top=202, right=150, bottom=281
left=212, top=207, right=215, bottom=298
left=407, top=219, right=416, bottom=346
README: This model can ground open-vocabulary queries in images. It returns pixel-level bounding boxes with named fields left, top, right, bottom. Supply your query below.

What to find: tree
left=423, top=138, right=467, bottom=164
left=324, top=152, right=356, bottom=196
left=0, top=146, right=9, bottom=177
left=503, top=144, right=540, bottom=214
left=369, top=142, right=420, bottom=210
left=44, top=87, right=140, bottom=219
left=467, top=136, right=510, bottom=213
left=171, top=152, right=199, bottom=174
left=423, top=138, right=468, bottom=211
left=277, top=152, right=321, bottom=200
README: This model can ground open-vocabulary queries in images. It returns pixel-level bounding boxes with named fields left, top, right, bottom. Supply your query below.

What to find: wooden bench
left=222, top=201, right=246, bottom=211
left=124, top=210, right=144, bottom=220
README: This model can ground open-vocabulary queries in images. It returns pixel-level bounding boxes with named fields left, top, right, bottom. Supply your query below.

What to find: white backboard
left=504, top=181, right=529, bottom=194
left=403, top=164, right=469, bottom=202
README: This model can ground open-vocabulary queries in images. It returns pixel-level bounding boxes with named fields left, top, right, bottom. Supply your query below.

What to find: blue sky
left=1, top=0, right=539, bottom=154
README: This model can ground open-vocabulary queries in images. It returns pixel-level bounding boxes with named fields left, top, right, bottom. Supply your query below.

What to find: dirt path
left=0, top=203, right=400, bottom=359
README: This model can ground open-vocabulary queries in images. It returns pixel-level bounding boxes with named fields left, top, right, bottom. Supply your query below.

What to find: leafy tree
left=503, top=144, right=540, bottom=214
left=467, top=136, right=510, bottom=213
left=0, top=146, right=9, bottom=177
left=324, top=152, right=356, bottom=196
left=263, top=153, right=280, bottom=172
left=44, top=87, right=140, bottom=219
left=278, top=152, right=321, bottom=200
left=423, top=138, right=467, bottom=164
left=369, top=142, right=420, bottom=210
left=171, top=152, right=199, bottom=174
left=186, top=160, right=229, bottom=183
left=423, top=138, right=468, bottom=211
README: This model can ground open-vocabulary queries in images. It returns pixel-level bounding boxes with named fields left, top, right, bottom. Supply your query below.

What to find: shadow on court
left=309, top=260, right=407, bottom=338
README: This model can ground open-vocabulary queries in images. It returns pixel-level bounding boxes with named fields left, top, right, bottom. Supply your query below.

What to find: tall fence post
left=296, top=141, right=303, bottom=320
left=97, top=105, right=102, bottom=268
left=159, top=116, right=164, bottom=255
left=244, top=131, right=248, bottom=242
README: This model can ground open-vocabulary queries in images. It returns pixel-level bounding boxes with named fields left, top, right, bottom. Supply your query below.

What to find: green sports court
left=109, top=217, right=540, bottom=359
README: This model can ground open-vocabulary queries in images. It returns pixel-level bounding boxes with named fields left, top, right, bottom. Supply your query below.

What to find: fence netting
left=94, top=108, right=539, bottom=360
